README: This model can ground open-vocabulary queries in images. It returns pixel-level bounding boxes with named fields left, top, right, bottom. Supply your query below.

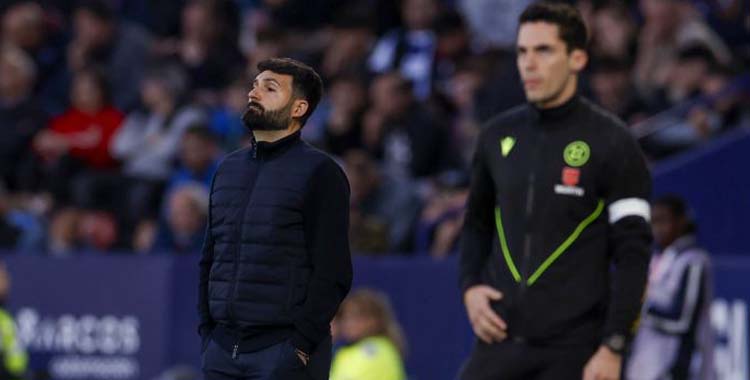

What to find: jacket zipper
left=515, top=129, right=544, bottom=342
left=520, top=132, right=544, bottom=289
left=227, top=146, right=263, bottom=325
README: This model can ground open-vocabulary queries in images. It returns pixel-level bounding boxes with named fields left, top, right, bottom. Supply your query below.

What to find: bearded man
left=197, top=58, right=352, bottom=380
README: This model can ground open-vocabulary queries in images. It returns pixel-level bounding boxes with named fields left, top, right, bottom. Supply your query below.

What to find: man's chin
left=524, top=92, right=545, bottom=103
left=242, top=119, right=288, bottom=132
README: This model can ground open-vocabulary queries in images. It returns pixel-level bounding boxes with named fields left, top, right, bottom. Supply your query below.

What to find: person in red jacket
left=35, top=67, right=124, bottom=169
left=32, top=67, right=124, bottom=206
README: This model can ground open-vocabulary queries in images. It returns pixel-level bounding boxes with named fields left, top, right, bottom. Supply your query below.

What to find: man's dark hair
left=519, top=2, right=588, bottom=52
left=257, top=58, right=323, bottom=127
left=653, top=194, right=697, bottom=234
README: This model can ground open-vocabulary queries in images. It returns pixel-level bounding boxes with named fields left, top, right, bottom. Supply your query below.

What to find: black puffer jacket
left=198, top=131, right=352, bottom=355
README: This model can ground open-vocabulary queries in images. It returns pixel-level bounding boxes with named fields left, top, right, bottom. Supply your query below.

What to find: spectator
left=695, top=66, right=750, bottom=131
left=77, top=209, right=119, bottom=251
left=152, top=0, right=243, bottom=104
left=209, top=76, right=251, bottom=151
left=432, top=10, right=472, bottom=94
left=0, top=0, right=745, bottom=257
left=588, top=2, right=637, bottom=62
left=471, top=51, right=527, bottom=124
left=68, top=0, right=151, bottom=111
left=136, top=129, right=219, bottom=252
left=46, top=207, right=118, bottom=255
left=365, top=72, right=454, bottom=180
left=414, top=171, right=469, bottom=259
left=0, top=183, right=44, bottom=253
left=0, top=44, right=46, bottom=193
left=590, top=57, right=649, bottom=124
left=330, top=288, right=407, bottom=380
left=0, top=262, right=28, bottom=379
left=32, top=67, right=124, bottom=205
left=634, top=0, right=732, bottom=102
left=458, top=0, right=533, bottom=51
left=110, top=64, right=205, bottom=223
left=245, top=0, right=344, bottom=32
left=169, top=125, right=222, bottom=191
left=441, top=58, right=488, bottom=169
left=626, top=195, right=715, bottom=380
left=368, top=0, right=441, bottom=99
left=639, top=45, right=726, bottom=158
left=0, top=187, right=21, bottom=250
left=697, top=0, right=750, bottom=52
left=666, top=44, right=720, bottom=104
left=318, top=75, right=368, bottom=157
left=244, top=27, right=288, bottom=77
left=46, top=207, right=80, bottom=255
left=318, top=10, right=374, bottom=81
left=1, top=1, right=67, bottom=114
left=345, top=150, right=421, bottom=254
left=132, top=219, right=157, bottom=254
left=151, top=183, right=208, bottom=254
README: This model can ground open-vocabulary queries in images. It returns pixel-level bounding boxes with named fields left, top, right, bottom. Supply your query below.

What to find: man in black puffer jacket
left=198, top=58, right=352, bottom=380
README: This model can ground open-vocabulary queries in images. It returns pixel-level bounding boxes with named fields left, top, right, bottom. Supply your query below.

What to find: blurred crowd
left=0, top=0, right=748, bottom=257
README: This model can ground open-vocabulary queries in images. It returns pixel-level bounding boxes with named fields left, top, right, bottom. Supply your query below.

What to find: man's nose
left=523, top=56, right=537, bottom=72
left=248, top=88, right=260, bottom=102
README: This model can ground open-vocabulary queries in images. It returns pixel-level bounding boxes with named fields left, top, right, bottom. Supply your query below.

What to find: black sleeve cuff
left=602, top=333, right=628, bottom=355
left=461, top=277, right=482, bottom=294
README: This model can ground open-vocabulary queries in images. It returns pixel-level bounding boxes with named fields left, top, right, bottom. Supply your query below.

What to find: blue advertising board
left=3, top=254, right=748, bottom=380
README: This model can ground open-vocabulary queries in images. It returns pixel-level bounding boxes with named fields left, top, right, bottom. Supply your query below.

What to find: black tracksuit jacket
left=460, top=95, right=653, bottom=348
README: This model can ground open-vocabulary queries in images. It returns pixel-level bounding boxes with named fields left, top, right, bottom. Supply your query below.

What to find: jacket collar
left=530, top=94, right=582, bottom=124
left=251, top=131, right=301, bottom=160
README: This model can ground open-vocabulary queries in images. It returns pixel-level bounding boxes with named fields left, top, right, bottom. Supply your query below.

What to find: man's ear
left=569, top=49, right=588, bottom=73
left=292, top=99, right=309, bottom=119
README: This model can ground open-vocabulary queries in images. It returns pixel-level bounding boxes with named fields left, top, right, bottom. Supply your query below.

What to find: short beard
left=241, top=100, right=294, bottom=132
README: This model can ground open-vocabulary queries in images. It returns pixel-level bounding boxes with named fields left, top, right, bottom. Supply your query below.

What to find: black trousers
left=459, top=339, right=597, bottom=380
left=202, top=337, right=331, bottom=380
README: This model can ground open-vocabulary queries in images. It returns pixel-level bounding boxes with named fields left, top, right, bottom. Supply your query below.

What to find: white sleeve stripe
left=608, top=198, right=651, bottom=224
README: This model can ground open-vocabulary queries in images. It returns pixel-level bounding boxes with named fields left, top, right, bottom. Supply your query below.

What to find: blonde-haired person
left=330, top=289, right=407, bottom=380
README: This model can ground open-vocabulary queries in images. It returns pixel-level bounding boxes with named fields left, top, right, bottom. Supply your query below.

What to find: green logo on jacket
left=564, top=141, right=590, bottom=167
left=500, top=137, right=516, bottom=157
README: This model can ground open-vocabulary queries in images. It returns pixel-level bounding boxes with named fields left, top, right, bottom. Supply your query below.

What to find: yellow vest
left=330, top=336, right=406, bottom=380
left=0, top=309, right=27, bottom=379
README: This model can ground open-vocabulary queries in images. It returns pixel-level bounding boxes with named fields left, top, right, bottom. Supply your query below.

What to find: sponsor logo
left=500, top=136, right=516, bottom=157
left=712, top=299, right=748, bottom=380
left=554, top=184, right=585, bottom=197
left=16, top=308, right=141, bottom=379
left=564, top=140, right=590, bottom=167
left=562, top=167, right=580, bottom=186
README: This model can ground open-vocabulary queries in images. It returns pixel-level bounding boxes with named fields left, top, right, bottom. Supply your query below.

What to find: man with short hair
left=459, top=3, right=652, bottom=379
left=198, top=58, right=352, bottom=380
left=626, top=195, right=715, bottom=380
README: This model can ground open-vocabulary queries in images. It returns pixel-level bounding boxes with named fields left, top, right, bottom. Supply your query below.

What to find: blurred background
left=0, top=0, right=748, bottom=379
